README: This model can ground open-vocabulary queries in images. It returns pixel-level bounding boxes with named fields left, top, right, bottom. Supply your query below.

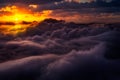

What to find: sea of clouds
left=0, top=19, right=120, bottom=80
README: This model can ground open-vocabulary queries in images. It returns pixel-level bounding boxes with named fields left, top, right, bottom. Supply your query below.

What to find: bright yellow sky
left=0, top=5, right=52, bottom=23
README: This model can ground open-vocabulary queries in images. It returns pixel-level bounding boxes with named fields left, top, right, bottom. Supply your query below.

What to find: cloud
left=0, top=40, right=120, bottom=80
left=0, top=0, right=63, bottom=5
left=0, top=54, right=60, bottom=80
left=0, top=19, right=120, bottom=80
left=0, top=0, right=119, bottom=24
left=42, top=43, right=107, bottom=80
left=50, top=9, right=120, bottom=23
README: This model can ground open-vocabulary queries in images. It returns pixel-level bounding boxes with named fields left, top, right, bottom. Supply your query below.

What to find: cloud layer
left=0, top=19, right=120, bottom=80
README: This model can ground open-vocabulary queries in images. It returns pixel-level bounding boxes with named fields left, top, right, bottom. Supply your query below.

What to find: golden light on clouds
left=0, top=5, right=52, bottom=35
left=29, top=4, right=38, bottom=9
left=0, top=5, right=52, bottom=23
left=0, top=24, right=29, bottom=35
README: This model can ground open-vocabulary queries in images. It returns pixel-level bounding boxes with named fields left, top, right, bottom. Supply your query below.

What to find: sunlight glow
left=0, top=5, right=52, bottom=35
left=0, top=5, right=52, bottom=23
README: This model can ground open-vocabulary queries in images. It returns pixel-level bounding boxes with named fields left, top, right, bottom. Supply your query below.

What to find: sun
left=13, top=14, right=23, bottom=23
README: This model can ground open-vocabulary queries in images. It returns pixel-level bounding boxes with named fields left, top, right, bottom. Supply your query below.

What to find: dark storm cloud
left=49, top=0, right=120, bottom=9
left=33, top=0, right=120, bottom=16
left=0, top=0, right=62, bottom=4
left=0, top=32, right=120, bottom=80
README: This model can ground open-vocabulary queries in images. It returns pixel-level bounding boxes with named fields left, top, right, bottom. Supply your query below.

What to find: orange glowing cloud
left=0, top=5, right=52, bottom=35
left=0, top=5, right=52, bottom=23
left=29, top=4, right=38, bottom=9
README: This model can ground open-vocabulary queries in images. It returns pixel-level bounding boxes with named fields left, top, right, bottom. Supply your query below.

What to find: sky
left=0, top=0, right=120, bottom=23
left=0, top=1, right=120, bottom=80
